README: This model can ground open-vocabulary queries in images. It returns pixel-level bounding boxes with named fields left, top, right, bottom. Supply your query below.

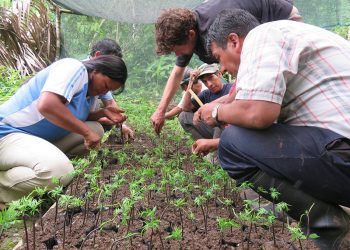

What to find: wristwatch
left=211, top=104, right=221, bottom=124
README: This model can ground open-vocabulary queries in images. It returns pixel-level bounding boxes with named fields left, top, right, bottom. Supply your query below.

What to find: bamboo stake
left=187, top=74, right=203, bottom=107
left=188, top=89, right=203, bottom=107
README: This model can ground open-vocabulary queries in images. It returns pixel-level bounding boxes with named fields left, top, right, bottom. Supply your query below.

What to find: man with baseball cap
left=165, top=67, right=207, bottom=120
left=179, top=63, right=231, bottom=140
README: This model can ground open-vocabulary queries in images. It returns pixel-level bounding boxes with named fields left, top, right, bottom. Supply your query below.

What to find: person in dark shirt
left=179, top=63, right=231, bottom=140
left=150, top=0, right=302, bottom=134
left=165, top=67, right=208, bottom=120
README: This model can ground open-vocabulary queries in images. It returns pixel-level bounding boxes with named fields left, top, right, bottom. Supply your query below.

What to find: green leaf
left=308, top=233, right=320, bottom=239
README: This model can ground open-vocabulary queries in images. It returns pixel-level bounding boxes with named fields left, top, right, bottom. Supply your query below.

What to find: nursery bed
left=10, top=128, right=318, bottom=250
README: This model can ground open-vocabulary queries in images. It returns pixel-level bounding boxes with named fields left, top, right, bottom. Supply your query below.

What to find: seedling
left=287, top=222, right=307, bottom=249
left=140, top=207, right=161, bottom=249
left=0, top=206, right=18, bottom=238
left=217, top=197, right=234, bottom=216
left=49, top=185, right=63, bottom=225
left=276, top=201, right=290, bottom=233
left=10, top=196, right=40, bottom=250
left=171, top=198, right=186, bottom=239
left=194, top=195, right=208, bottom=234
left=33, top=186, right=47, bottom=231
left=300, top=203, right=319, bottom=240
left=269, top=187, right=280, bottom=246
left=165, top=226, right=182, bottom=249
left=217, top=217, right=240, bottom=248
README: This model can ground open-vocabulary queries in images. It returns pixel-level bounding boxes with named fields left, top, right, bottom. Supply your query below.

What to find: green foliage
left=165, top=226, right=182, bottom=241
left=0, top=0, right=11, bottom=8
left=294, top=0, right=350, bottom=28
left=276, top=202, right=290, bottom=213
left=216, top=217, right=240, bottom=232
left=330, top=26, right=348, bottom=39
left=33, top=187, right=47, bottom=198
left=59, top=195, right=83, bottom=208
left=60, top=14, right=173, bottom=92
left=0, top=66, right=26, bottom=103
left=269, top=187, right=280, bottom=201
left=194, top=195, right=206, bottom=206
left=288, top=222, right=307, bottom=241
left=114, top=197, right=134, bottom=225
left=49, top=185, right=63, bottom=199
left=0, top=0, right=57, bottom=75
left=0, top=206, right=18, bottom=232
left=10, top=196, right=40, bottom=217
left=171, top=198, right=186, bottom=210
left=140, top=207, right=160, bottom=235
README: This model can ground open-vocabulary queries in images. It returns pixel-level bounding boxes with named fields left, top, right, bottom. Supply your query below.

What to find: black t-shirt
left=176, top=0, right=293, bottom=67
left=191, top=83, right=232, bottom=111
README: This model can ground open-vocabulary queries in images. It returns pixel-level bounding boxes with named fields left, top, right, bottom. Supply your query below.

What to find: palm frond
left=0, top=0, right=56, bottom=75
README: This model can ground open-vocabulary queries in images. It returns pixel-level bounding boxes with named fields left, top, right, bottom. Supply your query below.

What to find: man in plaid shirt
left=196, top=9, right=350, bottom=249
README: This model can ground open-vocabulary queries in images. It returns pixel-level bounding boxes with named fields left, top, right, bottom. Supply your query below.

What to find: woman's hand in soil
left=192, top=138, right=220, bottom=155
left=83, top=129, right=101, bottom=149
left=122, top=125, right=134, bottom=141
left=103, top=106, right=127, bottom=124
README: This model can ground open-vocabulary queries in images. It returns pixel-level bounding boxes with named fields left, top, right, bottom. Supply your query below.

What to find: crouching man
left=196, top=9, right=350, bottom=249
left=179, top=63, right=231, bottom=140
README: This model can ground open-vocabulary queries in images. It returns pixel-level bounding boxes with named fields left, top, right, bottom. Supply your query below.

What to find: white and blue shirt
left=0, top=58, right=97, bottom=141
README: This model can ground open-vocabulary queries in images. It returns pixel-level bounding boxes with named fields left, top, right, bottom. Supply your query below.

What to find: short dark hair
left=83, top=55, right=127, bottom=94
left=206, top=9, right=260, bottom=52
left=90, top=38, right=123, bottom=58
left=155, top=8, right=197, bottom=55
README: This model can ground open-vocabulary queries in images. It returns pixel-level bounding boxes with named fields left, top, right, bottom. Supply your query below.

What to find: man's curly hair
left=155, top=8, right=197, bottom=55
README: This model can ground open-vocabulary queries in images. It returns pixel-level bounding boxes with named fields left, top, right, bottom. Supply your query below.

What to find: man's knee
left=178, top=112, right=194, bottom=130
left=219, top=125, right=259, bottom=182
left=219, top=125, right=250, bottom=152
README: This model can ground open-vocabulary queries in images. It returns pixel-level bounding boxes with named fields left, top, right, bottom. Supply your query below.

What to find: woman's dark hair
left=82, top=55, right=128, bottom=94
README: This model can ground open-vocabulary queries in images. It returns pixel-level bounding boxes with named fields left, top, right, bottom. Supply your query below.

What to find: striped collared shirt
left=236, top=20, right=350, bottom=138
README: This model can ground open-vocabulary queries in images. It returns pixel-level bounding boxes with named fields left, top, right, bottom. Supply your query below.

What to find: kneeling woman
left=0, top=55, right=127, bottom=203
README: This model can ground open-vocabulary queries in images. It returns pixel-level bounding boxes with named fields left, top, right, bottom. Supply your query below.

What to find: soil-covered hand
left=103, top=106, right=127, bottom=124
left=122, top=125, right=134, bottom=141
left=151, top=109, right=165, bottom=135
left=83, top=129, right=101, bottom=150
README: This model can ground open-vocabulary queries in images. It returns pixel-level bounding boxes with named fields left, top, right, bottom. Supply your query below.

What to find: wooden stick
left=188, top=89, right=203, bottom=107
left=187, top=74, right=203, bottom=107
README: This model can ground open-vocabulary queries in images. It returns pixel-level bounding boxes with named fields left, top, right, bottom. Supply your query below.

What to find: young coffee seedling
left=165, top=226, right=182, bottom=249
left=217, top=217, right=240, bottom=248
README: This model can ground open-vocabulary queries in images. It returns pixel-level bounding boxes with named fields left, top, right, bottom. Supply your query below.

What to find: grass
left=0, top=220, right=24, bottom=250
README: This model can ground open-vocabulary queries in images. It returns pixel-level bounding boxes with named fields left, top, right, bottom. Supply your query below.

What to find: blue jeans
left=219, top=124, right=350, bottom=207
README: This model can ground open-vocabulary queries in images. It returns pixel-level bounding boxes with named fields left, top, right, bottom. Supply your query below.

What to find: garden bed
left=15, top=134, right=318, bottom=249
left=2, top=97, right=318, bottom=250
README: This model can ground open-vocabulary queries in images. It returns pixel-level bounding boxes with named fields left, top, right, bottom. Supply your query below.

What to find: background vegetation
left=0, top=1, right=349, bottom=249
left=0, top=0, right=349, bottom=101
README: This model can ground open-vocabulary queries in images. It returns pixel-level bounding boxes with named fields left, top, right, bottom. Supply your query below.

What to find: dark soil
left=13, top=130, right=319, bottom=250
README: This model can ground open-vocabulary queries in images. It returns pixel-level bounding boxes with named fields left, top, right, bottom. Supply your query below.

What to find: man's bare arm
left=151, top=65, right=185, bottom=134
left=194, top=99, right=281, bottom=129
